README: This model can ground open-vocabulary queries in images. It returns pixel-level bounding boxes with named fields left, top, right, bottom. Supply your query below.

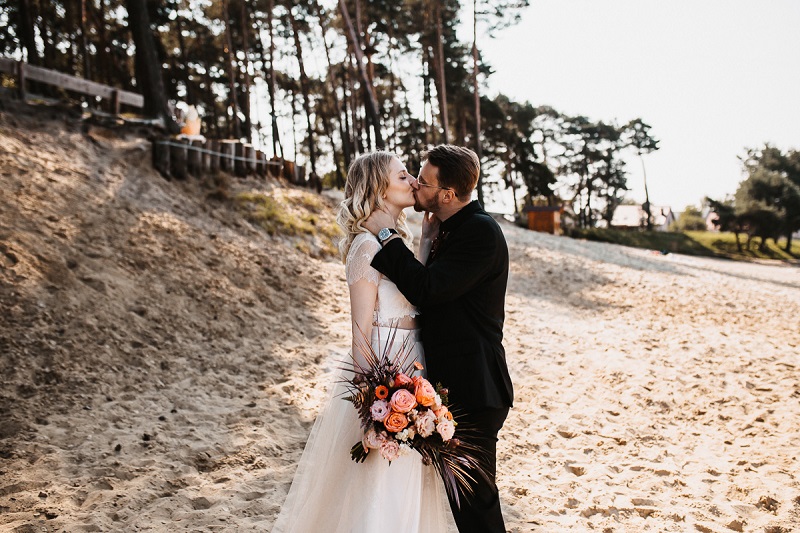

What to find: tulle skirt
left=272, top=327, right=451, bottom=533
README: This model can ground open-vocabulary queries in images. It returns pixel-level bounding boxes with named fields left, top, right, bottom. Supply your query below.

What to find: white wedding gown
left=272, top=233, right=451, bottom=533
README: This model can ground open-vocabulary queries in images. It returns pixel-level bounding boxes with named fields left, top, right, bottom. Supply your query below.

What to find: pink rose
left=394, top=372, right=413, bottom=387
left=414, top=378, right=437, bottom=407
left=414, top=409, right=436, bottom=438
left=384, top=411, right=410, bottom=433
left=436, top=419, right=456, bottom=441
left=389, top=389, right=417, bottom=413
left=362, top=427, right=386, bottom=450
left=379, top=438, right=401, bottom=461
left=370, top=399, right=390, bottom=422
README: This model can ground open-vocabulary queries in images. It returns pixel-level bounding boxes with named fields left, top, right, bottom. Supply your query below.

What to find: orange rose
left=390, top=389, right=417, bottom=413
left=375, top=385, right=389, bottom=399
left=433, top=405, right=449, bottom=419
left=383, top=411, right=409, bottom=433
left=394, top=372, right=413, bottom=387
left=414, top=378, right=437, bottom=407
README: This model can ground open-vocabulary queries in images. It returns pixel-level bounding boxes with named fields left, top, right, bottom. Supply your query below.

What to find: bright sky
left=475, top=0, right=800, bottom=212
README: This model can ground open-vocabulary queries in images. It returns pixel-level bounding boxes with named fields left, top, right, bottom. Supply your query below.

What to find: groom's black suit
left=371, top=200, right=513, bottom=533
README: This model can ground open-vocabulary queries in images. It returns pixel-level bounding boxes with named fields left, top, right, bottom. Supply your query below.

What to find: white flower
left=363, top=427, right=386, bottom=450
left=433, top=394, right=442, bottom=409
left=414, top=409, right=436, bottom=438
left=370, top=399, right=390, bottom=422
left=380, top=438, right=401, bottom=461
left=436, top=419, right=456, bottom=441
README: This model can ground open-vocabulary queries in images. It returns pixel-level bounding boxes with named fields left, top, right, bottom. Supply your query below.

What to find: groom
left=365, top=145, right=514, bottom=533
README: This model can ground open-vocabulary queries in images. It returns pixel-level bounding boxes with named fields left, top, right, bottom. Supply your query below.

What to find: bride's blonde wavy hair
left=337, top=151, right=414, bottom=262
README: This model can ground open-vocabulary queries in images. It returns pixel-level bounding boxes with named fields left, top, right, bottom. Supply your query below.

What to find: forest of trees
left=707, top=145, right=800, bottom=252
left=0, top=0, right=660, bottom=226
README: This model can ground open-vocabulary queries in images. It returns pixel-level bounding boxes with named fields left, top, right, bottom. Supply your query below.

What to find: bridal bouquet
left=342, top=327, right=489, bottom=507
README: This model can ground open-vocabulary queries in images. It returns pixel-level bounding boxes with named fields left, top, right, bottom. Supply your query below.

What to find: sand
left=1, top=103, right=799, bottom=532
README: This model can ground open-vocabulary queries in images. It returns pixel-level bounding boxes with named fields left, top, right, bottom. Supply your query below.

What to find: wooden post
left=169, top=139, right=189, bottom=180
left=255, top=150, right=265, bottom=176
left=234, top=142, right=247, bottom=177
left=17, top=61, right=26, bottom=101
left=208, top=139, right=220, bottom=172
left=111, top=90, right=120, bottom=114
left=152, top=138, right=171, bottom=179
left=267, top=158, right=282, bottom=179
left=244, top=144, right=256, bottom=174
left=219, top=140, right=236, bottom=173
left=188, top=139, right=203, bottom=176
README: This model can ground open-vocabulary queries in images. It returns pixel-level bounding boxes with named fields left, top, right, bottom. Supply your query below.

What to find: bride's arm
left=348, top=278, right=378, bottom=373
left=417, top=211, right=440, bottom=263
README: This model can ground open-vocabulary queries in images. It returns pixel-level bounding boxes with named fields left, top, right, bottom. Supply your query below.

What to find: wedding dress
left=272, top=233, right=451, bottom=533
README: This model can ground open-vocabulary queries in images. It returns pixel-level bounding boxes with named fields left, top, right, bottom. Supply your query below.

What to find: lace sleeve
left=345, top=234, right=382, bottom=286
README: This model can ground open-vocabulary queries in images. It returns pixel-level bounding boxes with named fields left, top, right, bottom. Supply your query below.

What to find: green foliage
left=567, top=228, right=799, bottom=262
left=670, top=206, right=706, bottom=232
left=735, top=168, right=800, bottom=246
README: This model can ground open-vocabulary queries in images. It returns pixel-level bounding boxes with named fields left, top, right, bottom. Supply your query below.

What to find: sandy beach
left=2, top=106, right=799, bottom=532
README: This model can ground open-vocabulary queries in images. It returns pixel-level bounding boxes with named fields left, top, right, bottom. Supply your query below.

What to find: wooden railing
left=151, top=138, right=302, bottom=183
left=0, top=57, right=144, bottom=113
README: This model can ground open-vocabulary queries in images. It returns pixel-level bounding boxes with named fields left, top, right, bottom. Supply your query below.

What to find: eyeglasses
left=415, top=176, right=452, bottom=191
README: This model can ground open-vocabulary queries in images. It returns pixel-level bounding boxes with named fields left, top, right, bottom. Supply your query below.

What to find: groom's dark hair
left=423, top=145, right=480, bottom=201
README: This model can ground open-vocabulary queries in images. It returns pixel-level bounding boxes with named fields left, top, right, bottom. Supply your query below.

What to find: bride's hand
left=418, top=211, right=440, bottom=263
left=421, top=211, right=440, bottom=242
left=363, top=208, right=396, bottom=235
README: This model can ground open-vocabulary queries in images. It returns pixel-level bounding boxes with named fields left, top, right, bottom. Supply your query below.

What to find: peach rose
left=414, top=409, right=436, bottom=438
left=433, top=404, right=449, bottom=420
left=394, top=372, right=413, bottom=387
left=414, top=378, right=437, bottom=407
left=383, top=411, right=409, bottom=433
left=379, top=439, right=401, bottom=461
left=436, top=419, right=456, bottom=441
left=389, top=389, right=417, bottom=413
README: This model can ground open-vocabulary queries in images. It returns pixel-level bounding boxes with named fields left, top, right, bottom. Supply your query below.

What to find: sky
left=471, top=0, right=800, bottom=213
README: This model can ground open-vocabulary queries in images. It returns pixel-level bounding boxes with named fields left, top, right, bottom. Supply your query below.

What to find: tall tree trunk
left=240, top=2, right=252, bottom=143
left=288, top=6, right=317, bottom=176
left=433, top=3, right=449, bottom=143
left=221, top=0, right=241, bottom=139
left=639, top=153, right=653, bottom=231
left=342, top=64, right=354, bottom=165
left=265, top=0, right=282, bottom=158
left=338, top=0, right=384, bottom=149
left=472, top=0, right=484, bottom=206
left=203, top=59, right=220, bottom=138
left=387, top=28, right=399, bottom=151
left=422, top=49, right=432, bottom=146
left=290, top=85, right=300, bottom=175
left=126, top=0, right=178, bottom=132
left=176, top=16, right=194, bottom=105
left=80, top=0, right=90, bottom=78
left=18, top=0, right=38, bottom=65
left=348, top=53, right=364, bottom=155
left=312, top=0, right=346, bottom=185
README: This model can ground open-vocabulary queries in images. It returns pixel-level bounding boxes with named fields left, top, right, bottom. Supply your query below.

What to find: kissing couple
left=273, top=145, right=514, bottom=533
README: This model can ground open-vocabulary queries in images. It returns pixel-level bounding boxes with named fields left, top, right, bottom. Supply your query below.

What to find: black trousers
left=449, top=406, right=510, bottom=533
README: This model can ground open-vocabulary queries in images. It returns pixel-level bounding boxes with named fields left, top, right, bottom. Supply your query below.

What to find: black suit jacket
left=371, top=201, right=513, bottom=409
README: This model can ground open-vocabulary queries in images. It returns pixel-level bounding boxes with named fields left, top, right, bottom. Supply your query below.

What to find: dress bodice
left=345, top=233, right=418, bottom=326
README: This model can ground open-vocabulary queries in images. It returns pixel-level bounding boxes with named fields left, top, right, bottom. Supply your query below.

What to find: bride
left=271, top=152, right=451, bottom=532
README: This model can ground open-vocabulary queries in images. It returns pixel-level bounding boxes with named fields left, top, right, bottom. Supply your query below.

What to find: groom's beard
left=414, top=192, right=439, bottom=213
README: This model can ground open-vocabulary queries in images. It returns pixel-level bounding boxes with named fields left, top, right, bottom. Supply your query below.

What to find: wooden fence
left=0, top=57, right=144, bottom=113
left=151, top=138, right=301, bottom=182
